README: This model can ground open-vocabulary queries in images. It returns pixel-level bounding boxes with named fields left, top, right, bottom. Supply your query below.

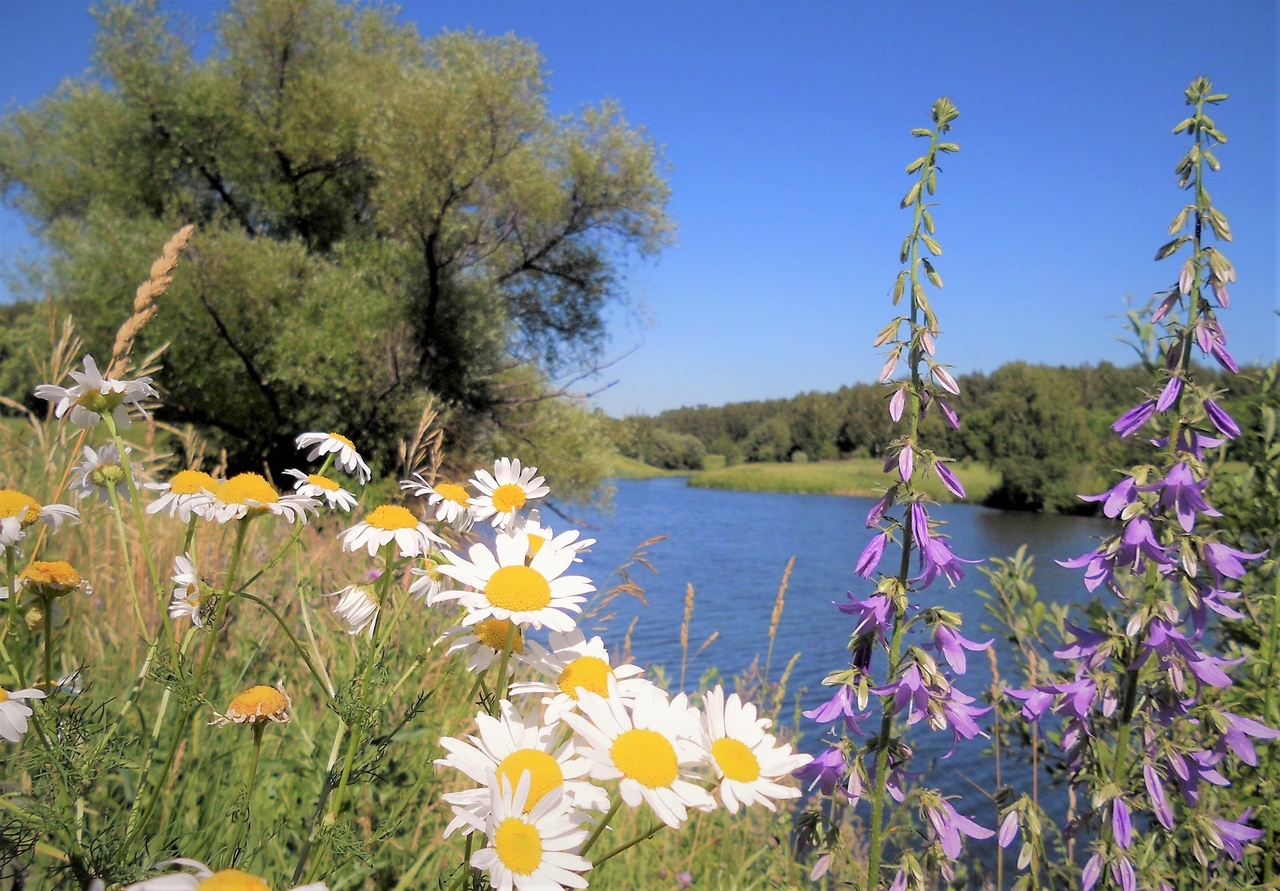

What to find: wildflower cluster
left=796, top=98, right=997, bottom=889
left=1004, top=79, right=1273, bottom=890
left=3, top=335, right=810, bottom=890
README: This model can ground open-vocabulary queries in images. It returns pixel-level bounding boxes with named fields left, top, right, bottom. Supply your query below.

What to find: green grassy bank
left=687, top=457, right=999, bottom=502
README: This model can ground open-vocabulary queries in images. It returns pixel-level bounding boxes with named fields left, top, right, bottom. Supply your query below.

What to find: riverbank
left=688, top=457, right=999, bottom=502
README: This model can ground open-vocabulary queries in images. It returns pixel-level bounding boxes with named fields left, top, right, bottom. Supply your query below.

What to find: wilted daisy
left=407, top=552, right=455, bottom=605
left=1, top=560, right=91, bottom=602
left=700, top=685, right=811, bottom=813
left=0, top=686, right=46, bottom=742
left=510, top=629, right=650, bottom=724
left=470, top=458, right=549, bottom=530
left=562, top=679, right=716, bottom=829
left=438, top=618, right=526, bottom=672
left=518, top=510, right=595, bottom=562
left=296, top=431, right=371, bottom=485
left=283, top=468, right=358, bottom=512
left=438, top=532, right=593, bottom=633
left=122, top=859, right=327, bottom=891
left=401, top=473, right=474, bottom=531
left=70, top=443, right=135, bottom=503
left=341, top=504, right=444, bottom=558
left=211, top=684, right=292, bottom=726
left=206, top=473, right=318, bottom=525
left=0, top=488, right=79, bottom=548
left=467, top=772, right=593, bottom=891
left=146, top=469, right=220, bottom=522
left=327, top=584, right=380, bottom=637
left=437, top=700, right=608, bottom=838
left=168, top=554, right=216, bottom=627
left=34, top=355, right=157, bottom=430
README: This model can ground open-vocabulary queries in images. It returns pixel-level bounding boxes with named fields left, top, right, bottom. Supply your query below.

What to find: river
left=565, top=477, right=1116, bottom=876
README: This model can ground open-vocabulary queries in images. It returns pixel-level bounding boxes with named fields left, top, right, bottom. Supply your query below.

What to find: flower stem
left=579, top=797, right=623, bottom=857
left=228, top=721, right=266, bottom=868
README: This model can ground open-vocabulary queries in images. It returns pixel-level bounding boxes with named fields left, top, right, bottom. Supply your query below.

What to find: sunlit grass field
left=687, top=458, right=999, bottom=502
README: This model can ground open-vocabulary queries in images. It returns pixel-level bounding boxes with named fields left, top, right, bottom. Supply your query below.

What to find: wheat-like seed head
left=107, top=224, right=195, bottom=378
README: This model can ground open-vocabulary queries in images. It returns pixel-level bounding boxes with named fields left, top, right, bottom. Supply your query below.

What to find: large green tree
left=0, top=0, right=671, bottom=487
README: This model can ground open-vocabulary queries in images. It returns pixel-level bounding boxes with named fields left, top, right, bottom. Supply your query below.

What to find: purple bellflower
left=803, top=685, right=869, bottom=736
left=923, top=799, right=994, bottom=859
left=929, top=625, right=993, bottom=675
left=1203, top=542, right=1267, bottom=584
left=1203, top=398, right=1241, bottom=438
left=793, top=746, right=847, bottom=795
left=1155, top=375, right=1183, bottom=412
left=935, top=462, right=966, bottom=499
left=855, top=532, right=890, bottom=579
left=1213, top=811, right=1264, bottom=861
left=1079, top=476, right=1138, bottom=519
left=1141, top=462, right=1221, bottom=532
left=1143, top=763, right=1175, bottom=830
left=1112, top=400, right=1157, bottom=438
left=1218, top=712, right=1280, bottom=767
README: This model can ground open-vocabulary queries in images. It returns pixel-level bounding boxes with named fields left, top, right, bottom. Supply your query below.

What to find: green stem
left=590, top=819, right=667, bottom=867
left=41, top=595, right=53, bottom=689
left=229, top=722, right=266, bottom=868
left=1259, top=569, right=1280, bottom=883
left=106, top=482, right=155, bottom=646
left=579, top=797, right=623, bottom=858
left=103, top=414, right=162, bottom=597
left=238, top=591, right=332, bottom=701
left=492, top=622, right=518, bottom=711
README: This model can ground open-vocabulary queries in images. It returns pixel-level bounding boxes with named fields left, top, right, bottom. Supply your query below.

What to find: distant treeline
left=610, top=361, right=1267, bottom=513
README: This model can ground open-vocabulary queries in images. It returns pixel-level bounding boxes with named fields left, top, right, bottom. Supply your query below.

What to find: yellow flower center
left=329, top=432, right=355, bottom=449
left=475, top=618, right=524, bottom=654
left=711, top=737, right=761, bottom=783
left=0, top=490, right=41, bottom=527
left=308, top=474, right=340, bottom=492
left=227, top=685, right=290, bottom=722
left=0, top=688, right=9, bottom=703
left=494, top=817, right=543, bottom=875
left=169, top=469, right=219, bottom=495
left=435, top=483, right=470, bottom=505
left=491, top=483, right=527, bottom=513
left=365, top=504, right=419, bottom=531
left=497, top=749, right=564, bottom=812
left=485, top=565, right=551, bottom=612
left=219, top=473, right=278, bottom=505
left=527, top=533, right=548, bottom=557
left=20, top=560, right=81, bottom=589
left=557, top=656, right=613, bottom=700
left=611, top=728, right=678, bottom=788
left=196, top=870, right=271, bottom=891
left=74, top=387, right=125, bottom=414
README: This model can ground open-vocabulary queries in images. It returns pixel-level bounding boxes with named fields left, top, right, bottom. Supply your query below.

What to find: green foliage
left=0, top=0, right=672, bottom=483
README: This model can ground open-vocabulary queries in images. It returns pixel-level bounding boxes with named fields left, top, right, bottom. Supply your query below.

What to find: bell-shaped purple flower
left=1081, top=854, right=1102, bottom=891
left=929, top=625, right=993, bottom=675
left=855, top=531, right=890, bottom=579
left=1203, top=398, right=1241, bottom=438
left=889, top=386, right=907, bottom=422
left=1213, top=810, right=1263, bottom=861
left=803, top=685, right=869, bottom=736
left=1218, top=712, right=1280, bottom=767
left=1142, top=462, right=1221, bottom=532
left=938, top=397, right=960, bottom=430
left=935, top=686, right=991, bottom=755
left=794, top=746, right=846, bottom=794
left=1143, top=763, right=1174, bottom=830
left=997, top=810, right=1019, bottom=848
left=1112, top=400, right=1157, bottom=438
left=1112, top=798, right=1133, bottom=849
left=1155, top=375, right=1183, bottom=412
left=1079, top=476, right=1138, bottom=519
left=1005, top=686, right=1055, bottom=723
left=872, top=664, right=931, bottom=721
left=1110, top=857, right=1136, bottom=891
left=924, top=799, right=994, bottom=859
left=898, top=444, right=914, bottom=482
left=837, top=592, right=895, bottom=641
left=935, top=462, right=966, bottom=499
left=1204, top=542, right=1267, bottom=584
left=866, top=490, right=895, bottom=528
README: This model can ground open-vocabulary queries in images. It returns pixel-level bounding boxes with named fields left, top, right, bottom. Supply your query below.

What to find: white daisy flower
left=437, top=532, right=593, bottom=633
left=284, top=469, right=358, bottom=512
left=0, top=488, right=79, bottom=548
left=401, top=473, right=475, bottom=531
left=211, top=684, right=292, bottom=727
left=468, top=771, right=593, bottom=891
left=517, top=509, right=595, bottom=562
left=70, top=443, right=136, bottom=503
left=340, top=504, right=444, bottom=558
left=509, top=629, right=650, bottom=724
left=407, top=553, right=455, bottom=605
left=34, top=355, right=157, bottom=430
left=0, top=686, right=46, bottom=742
left=205, top=473, right=318, bottom=525
left=437, top=700, right=608, bottom=839
left=168, top=554, right=217, bottom=627
left=562, top=678, right=716, bottom=829
left=327, top=584, right=380, bottom=637
left=1, top=560, right=92, bottom=602
left=700, top=685, right=812, bottom=813
left=437, top=618, right=525, bottom=673
left=295, top=431, right=371, bottom=484
left=122, top=858, right=327, bottom=890
left=145, top=469, right=221, bottom=522
left=470, top=458, right=550, bottom=530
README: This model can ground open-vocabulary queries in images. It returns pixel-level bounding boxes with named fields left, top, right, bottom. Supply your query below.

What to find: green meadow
left=687, top=458, right=999, bottom=502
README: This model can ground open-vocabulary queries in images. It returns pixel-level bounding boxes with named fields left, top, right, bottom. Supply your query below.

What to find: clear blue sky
left=1, top=1, right=1275, bottom=417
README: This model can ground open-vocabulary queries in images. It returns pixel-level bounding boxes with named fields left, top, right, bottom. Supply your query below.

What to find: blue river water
left=560, top=477, right=1116, bottom=878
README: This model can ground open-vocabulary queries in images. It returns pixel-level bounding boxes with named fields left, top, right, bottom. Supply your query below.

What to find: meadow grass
left=607, top=452, right=687, bottom=479
left=688, top=457, right=1000, bottom=502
